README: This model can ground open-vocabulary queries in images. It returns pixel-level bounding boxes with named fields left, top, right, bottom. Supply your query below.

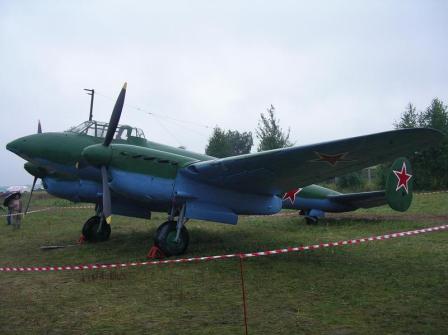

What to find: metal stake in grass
left=239, top=255, right=249, bottom=335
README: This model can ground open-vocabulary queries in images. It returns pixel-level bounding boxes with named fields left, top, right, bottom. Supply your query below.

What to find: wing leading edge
left=182, top=128, right=444, bottom=195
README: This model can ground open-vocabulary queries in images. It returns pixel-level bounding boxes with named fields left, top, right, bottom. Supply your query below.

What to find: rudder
left=386, top=157, right=413, bottom=212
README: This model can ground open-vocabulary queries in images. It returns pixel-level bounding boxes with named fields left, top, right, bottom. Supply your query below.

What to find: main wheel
left=82, top=216, right=111, bottom=242
left=154, top=221, right=189, bottom=256
left=305, top=216, right=318, bottom=225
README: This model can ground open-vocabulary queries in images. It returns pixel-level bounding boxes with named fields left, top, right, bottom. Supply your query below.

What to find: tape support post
left=1, top=224, right=447, bottom=273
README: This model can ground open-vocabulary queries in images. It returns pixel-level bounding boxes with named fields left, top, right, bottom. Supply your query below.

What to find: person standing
left=9, top=193, right=22, bottom=229
left=3, top=192, right=16, bottom=225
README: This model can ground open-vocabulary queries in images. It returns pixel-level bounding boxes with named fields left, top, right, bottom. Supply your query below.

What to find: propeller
left=24, top=120, right=44, bottom=215
left=81, top=83, right=127, bottom=224
left=104, top=82, right=127, bottom=147
left=99, top=82, right=127, bottom=224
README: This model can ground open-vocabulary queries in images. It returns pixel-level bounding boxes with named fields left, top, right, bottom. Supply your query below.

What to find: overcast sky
left=1, top=1, right=447, bottom=185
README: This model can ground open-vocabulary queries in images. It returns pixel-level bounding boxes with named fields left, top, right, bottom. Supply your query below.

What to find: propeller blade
left=37, top=120, right=42, bottom=134
left=24, top=176, right=38, bottom=215
left=101, top=166, right=112, bottom=224
left=104, top=82, right=127, bottom=147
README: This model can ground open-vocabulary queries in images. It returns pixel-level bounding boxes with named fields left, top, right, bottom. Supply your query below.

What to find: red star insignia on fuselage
left=282, top=188, right=302, bottom=204
left=311, top=151, right=351, bottom=166
left=393, top=162, right=412, bottom=194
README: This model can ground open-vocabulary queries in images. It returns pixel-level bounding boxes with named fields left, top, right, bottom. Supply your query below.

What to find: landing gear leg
left=175, top=204, right=188, bottom=242
left=154, top=204, right=189, bottom=256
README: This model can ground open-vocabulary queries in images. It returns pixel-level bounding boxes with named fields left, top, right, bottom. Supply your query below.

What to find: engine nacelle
left=43, top=177, right=100, bottom=203
left=109, top=169, right=174, bottom=209
left=43, top=177, right=152, bottom=219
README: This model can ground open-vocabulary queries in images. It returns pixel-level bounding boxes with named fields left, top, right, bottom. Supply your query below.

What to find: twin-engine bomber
left=6, top=83, right=444, bottom=256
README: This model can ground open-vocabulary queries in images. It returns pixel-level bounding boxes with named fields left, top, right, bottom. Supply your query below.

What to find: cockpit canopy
left=66, top=120, right=145, bottom=141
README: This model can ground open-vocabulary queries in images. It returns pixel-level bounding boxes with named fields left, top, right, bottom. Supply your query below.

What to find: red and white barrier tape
left=1, top=224, right=447, bottom=273
left=0, top=205, right=94, bottom=217
left=0, top=207, right=53, bottom=217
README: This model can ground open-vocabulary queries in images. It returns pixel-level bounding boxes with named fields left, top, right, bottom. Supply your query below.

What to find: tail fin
left=385, top=157, right=413, bottom=212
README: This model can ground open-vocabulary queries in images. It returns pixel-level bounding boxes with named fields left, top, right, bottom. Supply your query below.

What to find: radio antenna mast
left=84, top=88, right=95, bottom=121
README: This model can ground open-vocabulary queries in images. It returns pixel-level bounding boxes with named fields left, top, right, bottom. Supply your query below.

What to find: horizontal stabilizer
left=328, top=191, right=386, bottom=209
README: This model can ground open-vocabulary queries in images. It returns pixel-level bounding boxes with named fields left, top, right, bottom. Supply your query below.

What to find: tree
left=256, top=105, right=293, bottom=151
left=394, top=99, right=448, bottom=190
left=418, top=98, right=448, bottom=131
left=393, top=103, right=418, bottom=129
left=336, top=172, right=363, bottom=191
left=226, top=130, right=254, bottom=156
left=205, top=127, right=253, bottom=158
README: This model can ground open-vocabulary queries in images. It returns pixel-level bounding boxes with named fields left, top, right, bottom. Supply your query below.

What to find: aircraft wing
left=328, top=191, right=387, bottom=209
left=182, top=128, right=443, bottom=195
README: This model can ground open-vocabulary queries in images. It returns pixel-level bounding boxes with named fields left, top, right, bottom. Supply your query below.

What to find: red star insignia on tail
left=393, top=162, right=412, bottom=194
left=282, top=188, right=302, bottom=204
left=311, top=151, right=351, bottom=166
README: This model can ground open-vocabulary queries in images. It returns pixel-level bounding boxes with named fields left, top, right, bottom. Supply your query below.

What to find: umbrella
left=2, top=192, right=21, bottom=207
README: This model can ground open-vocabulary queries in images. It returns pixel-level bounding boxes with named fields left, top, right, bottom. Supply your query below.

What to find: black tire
left=154, top=221, right=189, bottom=256
left=82, top=216, right=111, bottom=242
left=305, top=216, right=318, bottom=225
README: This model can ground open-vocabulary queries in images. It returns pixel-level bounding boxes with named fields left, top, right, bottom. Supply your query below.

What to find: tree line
left=391, top=98, right=448, bottom=190
left=205, top=105, right=292, bottom=157
left=204, top=99, right=448, bottom=191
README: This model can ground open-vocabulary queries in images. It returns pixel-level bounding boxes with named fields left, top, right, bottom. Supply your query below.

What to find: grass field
left=1, top=192, right=447, bottom=334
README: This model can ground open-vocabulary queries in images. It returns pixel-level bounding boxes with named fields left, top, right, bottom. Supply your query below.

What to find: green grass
left=1, top=193, right=447, bottom=334
left=357, top=191, right=448, bottom=216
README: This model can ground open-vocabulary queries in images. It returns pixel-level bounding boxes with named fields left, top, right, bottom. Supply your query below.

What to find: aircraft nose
left=6, top=132, right=87, bottom=169
left=6, top=134, right=42, bottom=160
left=6, top=138, right=25, bottom=155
